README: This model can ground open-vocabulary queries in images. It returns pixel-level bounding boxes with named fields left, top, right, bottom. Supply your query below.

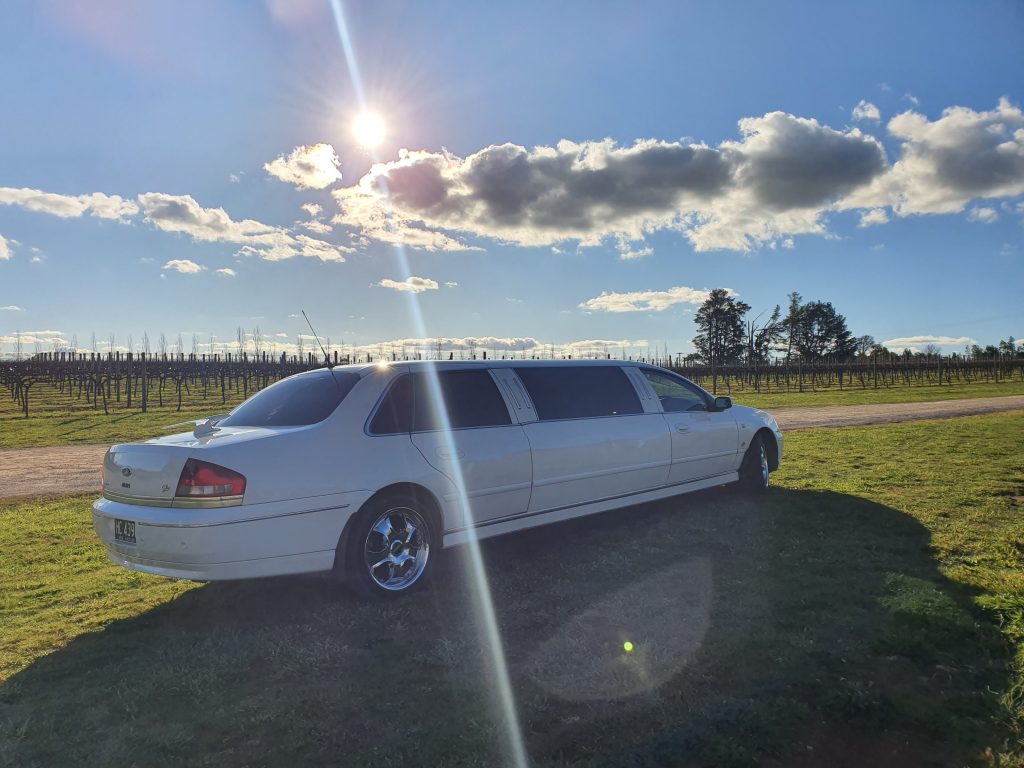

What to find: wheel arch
left=333, top=482, right=445, bottom=573
left=755, top=427, right=780, bottom=471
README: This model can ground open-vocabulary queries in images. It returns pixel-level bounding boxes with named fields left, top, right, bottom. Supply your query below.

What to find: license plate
left=114, top=519, right=136, bottom=544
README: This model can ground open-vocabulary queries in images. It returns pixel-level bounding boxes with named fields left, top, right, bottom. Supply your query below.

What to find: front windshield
left=219, top=370, right=360, bottom=427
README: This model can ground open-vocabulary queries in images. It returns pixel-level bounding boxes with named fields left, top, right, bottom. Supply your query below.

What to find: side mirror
left=713, top=396, right=732, bottom=411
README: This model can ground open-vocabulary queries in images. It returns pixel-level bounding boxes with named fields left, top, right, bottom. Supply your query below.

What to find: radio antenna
left=301, top=310, right=334, bottom=369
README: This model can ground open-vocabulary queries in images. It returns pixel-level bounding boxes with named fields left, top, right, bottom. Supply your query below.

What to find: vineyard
left=3, top=350, right=1024, bottom=418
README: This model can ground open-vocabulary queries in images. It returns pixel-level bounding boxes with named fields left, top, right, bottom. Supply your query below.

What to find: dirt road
left=766, top=393, right=1024, bottom=430
left=2, top=395, right=1023, bottom=500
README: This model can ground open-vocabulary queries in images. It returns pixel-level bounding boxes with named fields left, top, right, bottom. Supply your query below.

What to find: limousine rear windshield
left=514, top=366, right=642, bottom=420
left=220, top=370, right=360, bottom=427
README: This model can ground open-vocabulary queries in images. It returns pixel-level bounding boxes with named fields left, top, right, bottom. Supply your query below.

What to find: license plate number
left=114, top=519, right=136, bottom=544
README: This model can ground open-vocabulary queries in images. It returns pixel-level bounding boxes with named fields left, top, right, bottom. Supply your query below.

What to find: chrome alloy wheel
left=363, top=506, right=430, bottom=591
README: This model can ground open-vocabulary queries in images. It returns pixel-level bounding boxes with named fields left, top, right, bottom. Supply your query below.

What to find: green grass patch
left=729, top=378, right=1024, bottom=410
left=0, top=380, right=251, bottom=449
left=2, top=413, right=1024, bottom=766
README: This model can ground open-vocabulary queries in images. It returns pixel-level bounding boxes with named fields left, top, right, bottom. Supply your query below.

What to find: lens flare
left=623, top=641, right=634, bottom=653
left=353, top=111, right=386, bottom=148
left=328, top=3, right=528, bottom=765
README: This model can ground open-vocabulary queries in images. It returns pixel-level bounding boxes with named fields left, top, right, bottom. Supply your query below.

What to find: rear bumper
left=92, top=490, right=372, bottom=581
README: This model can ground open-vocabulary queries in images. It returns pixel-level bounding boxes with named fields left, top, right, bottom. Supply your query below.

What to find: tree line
left=690, top=288, right=1023, bottom=366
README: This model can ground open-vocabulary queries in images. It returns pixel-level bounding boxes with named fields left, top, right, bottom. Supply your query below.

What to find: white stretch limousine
left=93, top=361, right=783, bottom=597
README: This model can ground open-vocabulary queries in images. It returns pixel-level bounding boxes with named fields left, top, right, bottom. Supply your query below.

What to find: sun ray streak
left=326, top=3, right=529, bottom=766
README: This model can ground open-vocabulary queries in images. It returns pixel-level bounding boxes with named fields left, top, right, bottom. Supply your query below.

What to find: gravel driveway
left=2, top=395, right=1023, bottom=500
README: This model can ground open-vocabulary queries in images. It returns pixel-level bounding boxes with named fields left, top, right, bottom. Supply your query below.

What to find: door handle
left=437, top=449, right=466, bottom=460
left=675, top=425, right=691, bottom=433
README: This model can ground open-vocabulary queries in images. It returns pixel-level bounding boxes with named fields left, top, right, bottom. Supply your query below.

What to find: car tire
left=343, top=493, right=435, bottom=600
left=738, top=435, right=770, bottom=494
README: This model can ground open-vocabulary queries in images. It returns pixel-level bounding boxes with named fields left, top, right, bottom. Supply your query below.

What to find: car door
left=512, top=365, right=671, bottom=513
left=636, top=368, right=739, bottom=482
left=407, top=369, right=533, bottom=528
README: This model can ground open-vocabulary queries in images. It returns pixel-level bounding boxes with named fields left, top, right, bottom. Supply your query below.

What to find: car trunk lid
left=103, top=445, right=192, bottom=506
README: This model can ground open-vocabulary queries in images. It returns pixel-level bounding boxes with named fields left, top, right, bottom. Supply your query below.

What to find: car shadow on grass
left=0, top=487, right=1012, bottom=768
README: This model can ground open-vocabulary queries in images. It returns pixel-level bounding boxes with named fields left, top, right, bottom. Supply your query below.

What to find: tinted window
left=641, top=369, right=708, bottom=412
left=369, top=370, right=511, bottom=434
left=220, top=370, right=359, bottom=427
left=369, top=374, right=413, bottom=434
left=413, top=370, right=511, bottom=431
left=514, top=366, right=642, bottom=420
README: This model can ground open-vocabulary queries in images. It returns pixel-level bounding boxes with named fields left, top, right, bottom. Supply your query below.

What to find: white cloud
left=159, top=334, right=652, bottom=360
left=615, top=234, right=653, bottom=260
left=579, top=285, right=718, bottom=313
left=340, top=336, right=650, bottom=357
left=264, top=143, right=342, bottom=189
left=229, top=173, right=241, bottom=183
left=852, top=100, right=881, bottom=122
left=0, top=330, right=68, bottom=348
left=882, top=335, right=976, bottom=351
left=967, top=206, right=998, bottom=223
left=0, top=187, right=138, bottom=219
left=162, top=259, right=206, bottom=274
left=299, top=220, right=333, bottom=233
left=858, top=208, right=889, bottom=227
left=297, top=202, right=332, bottom=233
left=445, top=281, right=458, bottom=288
left=138, top=192, right=351, bottom=262
left=846, top=99, right=1024, bottom=215
left=377, top=276, right=440, bottom=293
left=0, top=305, right=25, bottom=311
left=334, top=113, right=887, bottom=254
left=0, top=234, right=12, bottom=260
left=215, top=267, right=237, bottom=277
left=904, top=93, right=920, bottom=106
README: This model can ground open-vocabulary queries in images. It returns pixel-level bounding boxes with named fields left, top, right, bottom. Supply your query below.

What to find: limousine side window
left=368, top=374, right=413, bottom=434
left=640, top=369, right=709, bottom=412
left=412, top=370, right=511, bottom=431
left=369, top=370, right=511, bottom=434
left=513, top=366, right=642, bottom=420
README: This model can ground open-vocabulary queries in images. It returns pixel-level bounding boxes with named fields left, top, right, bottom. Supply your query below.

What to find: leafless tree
left=855, top=335, right=876, bottom=357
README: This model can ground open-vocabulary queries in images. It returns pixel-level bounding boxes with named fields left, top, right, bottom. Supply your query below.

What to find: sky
left=1, top=0, right=1022, bottom=359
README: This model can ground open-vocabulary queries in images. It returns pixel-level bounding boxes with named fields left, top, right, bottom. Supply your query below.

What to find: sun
left=352, top=111, right=386, bottom=148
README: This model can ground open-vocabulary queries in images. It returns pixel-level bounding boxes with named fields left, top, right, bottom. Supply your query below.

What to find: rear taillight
left=175, top=459, right=246, bottom=498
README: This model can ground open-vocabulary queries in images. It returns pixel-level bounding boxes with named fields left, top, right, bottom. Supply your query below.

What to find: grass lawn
left=2, top=412, right=1023, bottom=767
left=0, top=381, right=249, bottom=449
left=2, top=377, right=1024, bottom=450
left=728, top=378, right=1024, bottom=411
